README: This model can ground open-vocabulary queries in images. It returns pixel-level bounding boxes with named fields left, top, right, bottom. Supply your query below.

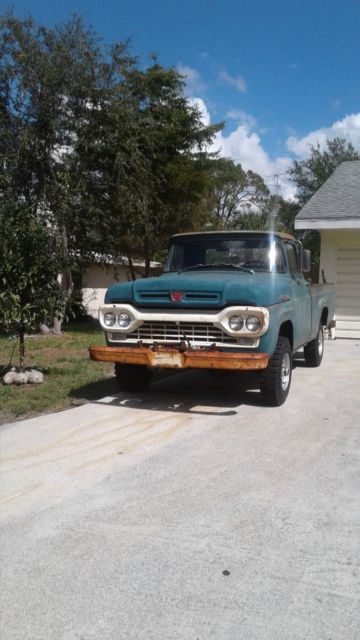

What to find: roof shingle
left=296, top=161, right=360, bottom=221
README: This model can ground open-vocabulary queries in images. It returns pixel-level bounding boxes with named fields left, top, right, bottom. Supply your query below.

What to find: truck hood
left=105, top=271, right=292, bottom=308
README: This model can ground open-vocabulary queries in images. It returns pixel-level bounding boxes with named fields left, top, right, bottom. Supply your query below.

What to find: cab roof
left=171, top=230, right=295, bottom=241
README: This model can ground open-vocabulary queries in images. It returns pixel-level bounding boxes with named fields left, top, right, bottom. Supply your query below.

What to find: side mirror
left=302, top=249, right=311, bottom=273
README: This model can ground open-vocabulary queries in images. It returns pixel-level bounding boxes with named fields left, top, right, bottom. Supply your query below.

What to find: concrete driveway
left=1, top=339, right=360, bottom=640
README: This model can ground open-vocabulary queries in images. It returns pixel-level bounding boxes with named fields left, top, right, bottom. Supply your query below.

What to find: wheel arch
left=321, top=306, right=328, bottom=327
left=278, top=320, right=294, bottom=351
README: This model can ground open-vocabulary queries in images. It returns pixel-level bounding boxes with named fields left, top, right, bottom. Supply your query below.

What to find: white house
left=295, top=161, right=360, bottom=339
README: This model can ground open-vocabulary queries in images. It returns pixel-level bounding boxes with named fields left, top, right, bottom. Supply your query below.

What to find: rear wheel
left=304, top=323, right=324, bottom=367
left=260, top=336, right=292, bottom=406
left=115, top=363, right=152, bottom=392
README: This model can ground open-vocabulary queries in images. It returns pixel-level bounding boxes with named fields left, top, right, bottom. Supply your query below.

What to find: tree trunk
left=144, top=233, right=151, bottom=278
left=52, top=223, right=74, bottom=334
left=127, top=255, right=137, bottom=281
left=19, top=331, right=25, bottom=372
left=52, top=314, right=63, bottom=336
left=144, top=255, right=151, bottom=278
left=39, top=324, right=51, bottom=334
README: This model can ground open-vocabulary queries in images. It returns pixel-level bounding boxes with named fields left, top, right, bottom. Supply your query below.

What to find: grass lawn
left=0, top=321, right=115, bottom=425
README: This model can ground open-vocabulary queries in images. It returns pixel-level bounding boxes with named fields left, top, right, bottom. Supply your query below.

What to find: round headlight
left=229, top=315, right=244, bottom=331
left=118, top=312, right=131, bottom=328
left=246, top=316, right=261, bottom=331
left=104, top=312, right=116, bottom=327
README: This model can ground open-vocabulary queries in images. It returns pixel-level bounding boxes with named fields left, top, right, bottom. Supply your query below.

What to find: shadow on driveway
left=69, top=368, right=272, bottom=416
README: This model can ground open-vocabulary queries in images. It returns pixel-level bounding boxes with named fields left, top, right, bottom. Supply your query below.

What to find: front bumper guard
left=89, top=345, right=269, bottom=371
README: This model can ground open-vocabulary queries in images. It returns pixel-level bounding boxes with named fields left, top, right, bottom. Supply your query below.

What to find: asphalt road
left=1, top=339, right=360, bottom=640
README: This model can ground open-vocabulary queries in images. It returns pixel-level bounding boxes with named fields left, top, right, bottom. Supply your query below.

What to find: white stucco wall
left=81, top=264, right=130, bottom=318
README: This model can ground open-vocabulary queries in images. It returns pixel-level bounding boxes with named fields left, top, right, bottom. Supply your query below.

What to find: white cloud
left=188, top=97, right=295, bottom=198
left=286, top=113, right=360, bottom=157
left=218, top=70, right=247, bottom=93
left=213, top=111, right=360, bottom=199
left=177, top=65, right=205, bottom=95
left=187, top=98, right=360, bottom=201
left=225, top=110, right=257, bottom=129
left=210, top=125, right=295, bottom=199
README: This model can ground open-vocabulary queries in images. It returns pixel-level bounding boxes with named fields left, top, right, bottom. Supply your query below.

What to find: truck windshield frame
left=163, top=235, right=287, bottom=274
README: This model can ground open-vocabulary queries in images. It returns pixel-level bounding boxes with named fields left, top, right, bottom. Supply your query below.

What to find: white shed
left=295, top=161, right=360, bottom=339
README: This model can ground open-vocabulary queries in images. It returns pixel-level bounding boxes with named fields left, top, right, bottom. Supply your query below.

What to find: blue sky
left=5, top=0, right=360, bottom=197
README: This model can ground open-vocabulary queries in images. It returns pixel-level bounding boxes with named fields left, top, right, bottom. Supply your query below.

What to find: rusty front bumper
left=89, top=345, right=269, bottom=370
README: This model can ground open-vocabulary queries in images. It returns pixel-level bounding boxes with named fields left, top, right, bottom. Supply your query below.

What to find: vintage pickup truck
left=89, top=231, right=335, bottom=405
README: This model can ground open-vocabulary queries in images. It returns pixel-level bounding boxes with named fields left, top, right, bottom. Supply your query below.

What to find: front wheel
left=115, top=363, right=152, bottom=392
left=260, top=336, right=292, bottom=406
left=303, top=323, right=324, bottom=367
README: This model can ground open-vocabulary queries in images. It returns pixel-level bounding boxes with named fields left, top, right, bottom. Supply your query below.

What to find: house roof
left=295, top=161, right=360, bottom=230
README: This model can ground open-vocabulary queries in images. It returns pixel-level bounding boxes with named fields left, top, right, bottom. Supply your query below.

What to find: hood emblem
left=170, top=290, right=183, bottom=303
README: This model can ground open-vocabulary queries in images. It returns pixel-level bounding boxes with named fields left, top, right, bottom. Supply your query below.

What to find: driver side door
left=285, top=241, right=312, bottom=349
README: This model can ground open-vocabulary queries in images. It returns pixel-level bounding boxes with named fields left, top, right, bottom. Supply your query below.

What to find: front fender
left=259, top=302, right=294, bottom=356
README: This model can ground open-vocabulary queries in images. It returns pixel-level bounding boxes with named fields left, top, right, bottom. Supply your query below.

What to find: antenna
left=268, top=172, right=283, bottom=230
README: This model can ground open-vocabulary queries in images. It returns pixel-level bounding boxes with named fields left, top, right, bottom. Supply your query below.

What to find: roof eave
left=295, top=219, right=360, bottom=230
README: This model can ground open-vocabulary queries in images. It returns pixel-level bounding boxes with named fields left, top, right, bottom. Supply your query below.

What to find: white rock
left=15, top=371, right=30, bottom=385
left=3, top=371, right=18, bottom=385
left=28, top=370, right=44, bottom=384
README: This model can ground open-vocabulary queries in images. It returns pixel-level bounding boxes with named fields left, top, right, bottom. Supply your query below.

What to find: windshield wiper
left=178, top=263, right=254, bottom=274
left=178, top=263, right=207, bottom=273
left=216, top=263, right=255, bottom=274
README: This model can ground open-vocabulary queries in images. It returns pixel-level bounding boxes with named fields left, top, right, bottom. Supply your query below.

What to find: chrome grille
left=118, top=321, right=239, bottom=346
left=138, top=321, right=236, bottom=344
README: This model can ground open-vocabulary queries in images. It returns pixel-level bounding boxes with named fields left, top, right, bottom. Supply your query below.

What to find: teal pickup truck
left=90, top=231, right=335, bottom=405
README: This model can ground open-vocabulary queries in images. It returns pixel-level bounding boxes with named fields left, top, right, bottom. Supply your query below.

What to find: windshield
left=164, top=235, right=287, bottom=273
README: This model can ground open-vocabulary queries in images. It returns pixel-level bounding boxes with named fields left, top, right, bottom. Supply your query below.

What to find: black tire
left=303, top=323, right=324, bottom=367
left=114, top=363, right=152, bottom=392
left=260, top=336, right=292, bottom=406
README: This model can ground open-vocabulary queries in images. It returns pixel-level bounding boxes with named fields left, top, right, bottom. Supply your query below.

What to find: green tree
left=204, top=157, right=270, bottom=229
left=79, top=62, right=222, bottom=277
left=0, top=205, right=66, bottom=370
left=0, top=13, right=123, bottom=330
left=235, top=210, right=270, bottom=230
left=1, top=13, right=222, bottom=320
left=259, top=196, right=301, bottom=234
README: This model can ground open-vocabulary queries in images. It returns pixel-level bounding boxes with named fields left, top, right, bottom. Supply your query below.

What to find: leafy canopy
left=77, top=61, right=223, bottom=275
left=204, top=157, right=270, bottom=229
